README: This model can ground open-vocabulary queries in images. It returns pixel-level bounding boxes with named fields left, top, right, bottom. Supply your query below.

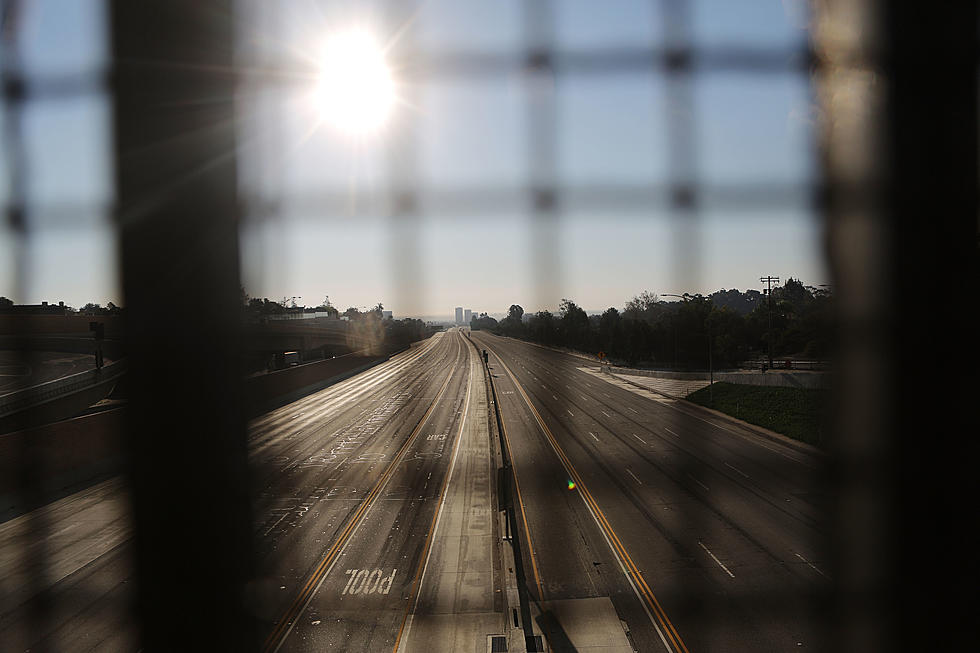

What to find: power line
left=760, top=275, right=780, bottom=370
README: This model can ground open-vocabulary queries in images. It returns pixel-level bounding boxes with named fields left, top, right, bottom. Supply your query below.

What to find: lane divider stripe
left=262, top=334, right=463, bottom=652
left=487, top=344, right=691, bottom=653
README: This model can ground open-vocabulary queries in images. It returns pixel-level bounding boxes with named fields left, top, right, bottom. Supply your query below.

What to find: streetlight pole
left=760, top=276, right=779, bottom=371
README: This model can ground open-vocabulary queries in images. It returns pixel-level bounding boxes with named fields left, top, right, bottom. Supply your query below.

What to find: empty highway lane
left=471, top=330, right=831, bottom=652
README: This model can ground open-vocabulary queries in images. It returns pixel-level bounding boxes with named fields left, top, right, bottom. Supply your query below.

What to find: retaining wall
left=604, top=365, right=829, bottom=389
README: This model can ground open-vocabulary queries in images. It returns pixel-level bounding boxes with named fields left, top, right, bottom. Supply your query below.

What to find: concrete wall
left=714, top=371, right=829, bottom=390
left=242, top=350, right=393, bottom=415
left=605, top=365, right=829, bottom=389
left=0, top=408, right=125, bottom=518
left=0, top=340, right=423, bottom=517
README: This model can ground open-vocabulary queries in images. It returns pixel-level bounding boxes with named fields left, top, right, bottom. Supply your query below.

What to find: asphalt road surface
left=1, top=329, right=480, bottom=652
left=470, top=331, right=832, bottom=652
left=1, top=327, right=832, bottom=651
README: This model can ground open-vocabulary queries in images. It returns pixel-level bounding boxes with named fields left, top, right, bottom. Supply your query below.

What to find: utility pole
left=760, top=276, right=780, bottom=370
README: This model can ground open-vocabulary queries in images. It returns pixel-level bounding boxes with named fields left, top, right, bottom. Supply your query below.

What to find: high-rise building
left=464, top=309, right=472, bottom=325
left=454, top=307, right=463, bottom=324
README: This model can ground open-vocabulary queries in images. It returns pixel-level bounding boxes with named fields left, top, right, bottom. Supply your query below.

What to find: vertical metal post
left=110, top=2, right=257, bottom=650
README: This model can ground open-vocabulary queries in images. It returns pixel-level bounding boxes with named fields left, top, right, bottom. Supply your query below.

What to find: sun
left=314, top=29, right=394, bottom=134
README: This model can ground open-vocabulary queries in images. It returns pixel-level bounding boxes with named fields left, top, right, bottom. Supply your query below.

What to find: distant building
left=382, top=310, right=392, bottom=320
left=454, top=307, right=463, bottom=324
left=3, top=301, right=67, bottom=316
left=464, top=309, right=472, bottom=324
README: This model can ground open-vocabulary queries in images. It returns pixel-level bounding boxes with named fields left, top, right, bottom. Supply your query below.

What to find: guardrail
left=0, top=359, right=127, bottom=418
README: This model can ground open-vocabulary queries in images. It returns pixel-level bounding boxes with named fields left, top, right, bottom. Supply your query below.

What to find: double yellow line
left=262, top=334, right=462, bottom=653
left=489, top=347, right=690, bottom=653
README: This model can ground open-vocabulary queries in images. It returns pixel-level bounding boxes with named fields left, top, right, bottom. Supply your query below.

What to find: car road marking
left=687, top=473, right=709, bottom=492
left=698, top=542, right=734, bottom=578
left=724, top=462, right=749, bottom=478
left=795, top=553, right=828, bottom=579
left=342, top=568, right=397, bottom=595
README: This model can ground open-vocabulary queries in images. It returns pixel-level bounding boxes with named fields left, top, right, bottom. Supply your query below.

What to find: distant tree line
left=242, top=291, right=433, bottom=354
left=0, top=296, right=122, bottom=315
left=474, top=279, right=833, bottom=369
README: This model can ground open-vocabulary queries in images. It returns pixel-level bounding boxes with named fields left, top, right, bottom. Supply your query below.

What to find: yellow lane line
left=497, top=397, right=546, bottom=600
left=472, top=333, right=546, bottom=600
left=392, top=335, right=473, bottom=652
left=488, top=344, right=691, bottom=653
left=262, top=334, right=463, bottom=653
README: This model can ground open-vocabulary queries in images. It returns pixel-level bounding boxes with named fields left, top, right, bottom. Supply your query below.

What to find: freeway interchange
left=0, top=328, right=829, bottom=651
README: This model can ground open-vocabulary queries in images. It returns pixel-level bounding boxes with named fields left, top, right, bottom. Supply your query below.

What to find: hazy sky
left=1, top=0, right=822, bottom=320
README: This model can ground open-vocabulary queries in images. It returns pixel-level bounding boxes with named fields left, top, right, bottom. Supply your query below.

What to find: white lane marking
left=724, top=461, right=750, bottom=478
left=626, top=468, right=642, bottom=485
left=631, top=432, right=646, bottom=445
left=342, top=568, right=397, bottom=595
left=567, top=409, right=575, bottom=417
left=664, top=427, right=680, bottom=438
left=795, top=553, right=828, bottom=578
left=601, top=410, right=612, bottom=419
left=687, top=473, right=709, bottom=492
left=493, top=359, right=676, bottom=653
left=589, top=431, right=600, bottom=442
left=396, top=347, right=474, bottom=651
left=581, top=395, right=589, bottom=402
left=699, top=541, right=735, bottom=578
left=553, top=394, right=559, bottom=401
left=273, top=334, right=465, bottom=653
left=628, top=407, right=638, bottom=414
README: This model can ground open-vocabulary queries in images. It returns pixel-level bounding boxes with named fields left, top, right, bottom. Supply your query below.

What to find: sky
left=0, top=0, right=822, bottom=321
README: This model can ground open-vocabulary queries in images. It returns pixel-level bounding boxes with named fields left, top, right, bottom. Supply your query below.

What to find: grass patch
left=686, top=382, right=829, bottom=448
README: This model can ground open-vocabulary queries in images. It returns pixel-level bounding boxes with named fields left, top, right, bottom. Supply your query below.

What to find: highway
left=1, top=326, right=831, bottom=651
left=1, top=329, right=491, bottom=652
left=470, top=331, right=831, bottom=652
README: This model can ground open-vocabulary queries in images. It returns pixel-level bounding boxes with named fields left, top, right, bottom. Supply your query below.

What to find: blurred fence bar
left=817, top=1, right=978, bottom=650
left=109, top=1, right=257, bottom=650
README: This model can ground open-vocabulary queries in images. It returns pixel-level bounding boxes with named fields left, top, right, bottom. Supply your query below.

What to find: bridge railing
left=0, top=359, right=128, bottom=418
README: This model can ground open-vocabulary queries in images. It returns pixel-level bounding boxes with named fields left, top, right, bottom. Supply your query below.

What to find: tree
left=624, top=291, right=665, bottom=324
left=497, top=304, right=525, bottom=337
left=559, top=299, right=590, bottom=350
left=598, top=307, right=622, bottom=358
left=471, top=312, right=498, bottom=331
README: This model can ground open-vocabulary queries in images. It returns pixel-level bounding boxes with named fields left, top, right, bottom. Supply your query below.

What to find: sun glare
left=315, top=30, right=394, bottom=134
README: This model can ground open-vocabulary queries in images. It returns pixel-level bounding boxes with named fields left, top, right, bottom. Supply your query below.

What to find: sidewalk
left=578, top=366, right=710, bottom=400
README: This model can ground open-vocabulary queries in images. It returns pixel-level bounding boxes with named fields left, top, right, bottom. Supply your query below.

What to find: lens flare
left=315, top=29, right=394, bottom=134
left=567, top=480, right=576, bottom=490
